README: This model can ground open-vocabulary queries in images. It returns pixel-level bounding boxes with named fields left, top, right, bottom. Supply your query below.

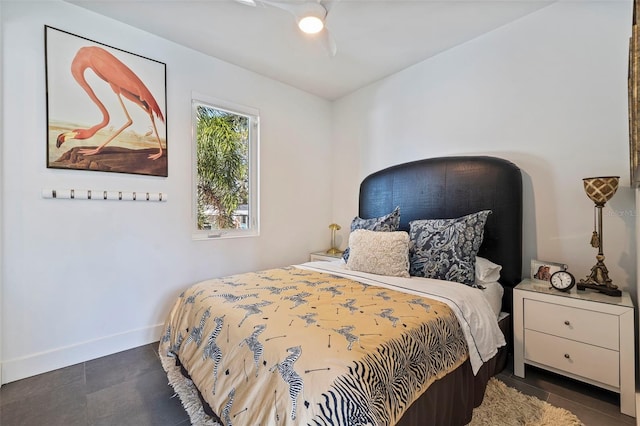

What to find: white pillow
left=346, top=229, right=410, bottom=277
left=475, top=256, right=502, bottom=283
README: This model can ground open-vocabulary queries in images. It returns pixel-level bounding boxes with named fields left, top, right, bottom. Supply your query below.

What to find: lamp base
left=577, top=282, right=622, bottom=297
left=577, top=255, right=621, bottom=297
left=326, top=247, right=343, bottom=255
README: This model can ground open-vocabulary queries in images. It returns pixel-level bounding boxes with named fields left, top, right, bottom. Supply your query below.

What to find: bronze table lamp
left=578, top=176, right=621, bottom=296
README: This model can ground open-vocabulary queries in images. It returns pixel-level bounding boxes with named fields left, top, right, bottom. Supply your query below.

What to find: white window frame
left=191, top=92, right=260, bottom=240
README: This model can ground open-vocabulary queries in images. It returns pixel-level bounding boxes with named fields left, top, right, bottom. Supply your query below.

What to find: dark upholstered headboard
left=358, top=156, right=523, bottom=313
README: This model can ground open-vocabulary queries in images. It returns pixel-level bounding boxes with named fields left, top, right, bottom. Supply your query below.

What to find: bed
left=159, top=155, right=523, bottom=426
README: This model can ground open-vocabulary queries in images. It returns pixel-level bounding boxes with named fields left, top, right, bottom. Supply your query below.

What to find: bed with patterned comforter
left=159, top=261, right=505, bottom=426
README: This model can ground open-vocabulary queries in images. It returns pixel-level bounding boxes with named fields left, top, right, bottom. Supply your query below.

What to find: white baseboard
left=1, top=324, right=164, bottom=384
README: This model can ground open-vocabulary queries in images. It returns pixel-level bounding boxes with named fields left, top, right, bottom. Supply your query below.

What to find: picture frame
left=45, top=26, right=168, bottom=177
left=629, top=0, right=640, bottom=187
left=530, top=259, right=567, bottom=283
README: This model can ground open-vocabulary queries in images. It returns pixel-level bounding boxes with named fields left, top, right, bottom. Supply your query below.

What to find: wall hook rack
left=42, top=189, right=167, bottom=202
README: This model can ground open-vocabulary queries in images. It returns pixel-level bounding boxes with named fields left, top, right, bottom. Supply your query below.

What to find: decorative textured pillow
left=409, top=210, right=491, bottom=286
left=342, top=206, right=401, bottom=262
left=346, top=229, right=410, bottom=277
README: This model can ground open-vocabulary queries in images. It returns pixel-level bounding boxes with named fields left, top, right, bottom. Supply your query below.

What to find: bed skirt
left=397, top=314, right=510, bottom=426
left=167, top=315, right=510, bottom=426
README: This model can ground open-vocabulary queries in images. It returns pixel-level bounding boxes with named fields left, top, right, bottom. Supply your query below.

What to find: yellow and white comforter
left=159, top=261, right=504, bottom=426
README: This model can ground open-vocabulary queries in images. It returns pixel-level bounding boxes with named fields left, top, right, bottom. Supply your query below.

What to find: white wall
left=1, top=1, right=333, bottom=383
left=331, top=2, right=636, bottom=302
left=0, top=0, right=4, bottom=387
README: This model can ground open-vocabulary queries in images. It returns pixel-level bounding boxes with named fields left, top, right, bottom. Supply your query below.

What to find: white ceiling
left=67, top=0, right=552, bottom=100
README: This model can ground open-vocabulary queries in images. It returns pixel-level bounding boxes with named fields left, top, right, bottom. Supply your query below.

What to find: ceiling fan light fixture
left=296, top=3, right=326, bottom=34
left=298, top=15, right=324, bottom=34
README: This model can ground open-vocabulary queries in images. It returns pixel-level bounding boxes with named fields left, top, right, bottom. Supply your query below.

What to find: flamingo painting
left=55, top=45, right=165, bottom=161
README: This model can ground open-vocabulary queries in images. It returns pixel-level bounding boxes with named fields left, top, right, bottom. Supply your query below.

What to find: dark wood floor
left=495, top=360, right=635, bottom=426
left=0, top=342, right=635, bottom=425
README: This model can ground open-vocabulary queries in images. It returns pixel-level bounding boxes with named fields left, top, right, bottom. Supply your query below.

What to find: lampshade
left=578, top=175, right=621, bottom=296
left=582, top=176, right=619, bottom=206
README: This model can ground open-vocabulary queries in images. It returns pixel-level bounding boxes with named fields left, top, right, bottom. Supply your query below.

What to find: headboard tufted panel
left=358, top=156, right=523, bottom=312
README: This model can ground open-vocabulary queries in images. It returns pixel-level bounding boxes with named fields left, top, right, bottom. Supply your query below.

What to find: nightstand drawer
left=525, top=329, right=619, bottom=388
left=524, top=299, right=618, bottom=350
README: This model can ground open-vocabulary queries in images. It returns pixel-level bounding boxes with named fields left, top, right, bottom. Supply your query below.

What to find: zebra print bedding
left=159, top=264, right=504, bottom=425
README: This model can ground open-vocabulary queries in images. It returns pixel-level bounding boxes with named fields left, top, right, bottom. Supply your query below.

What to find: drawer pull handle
left=564, top=353, right=571, bottom=359
left=564, top=320, right=570, bottom=326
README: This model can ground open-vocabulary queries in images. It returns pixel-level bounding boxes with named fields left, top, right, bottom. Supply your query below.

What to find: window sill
left=192, top=230, right=260, bottom=241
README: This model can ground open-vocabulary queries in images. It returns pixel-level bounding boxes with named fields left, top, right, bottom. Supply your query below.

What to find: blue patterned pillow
left=408, top=210, right=491, bottom=286
left=342, top=206, right=401, bottom=262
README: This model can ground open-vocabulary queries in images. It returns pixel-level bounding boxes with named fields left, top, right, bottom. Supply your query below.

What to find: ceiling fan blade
left=319, top=28, right=337, bottom=57
left=260, top=0, right=310, bottom=16
left=234, top=0, right=302, bottom=15
left=233, top=0, right=258, bottom=6
left=322, top=0, right=341, bottom=21
left=320, top=0, right=339, bottom=57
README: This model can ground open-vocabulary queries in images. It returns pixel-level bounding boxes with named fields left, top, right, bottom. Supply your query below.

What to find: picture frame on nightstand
left=530, top=259, right=567, bottom=283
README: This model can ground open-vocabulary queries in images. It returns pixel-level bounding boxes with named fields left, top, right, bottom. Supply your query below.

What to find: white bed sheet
left=479, top=281, right=504, bottom=318
left=297, top=260, right=506, bottom=375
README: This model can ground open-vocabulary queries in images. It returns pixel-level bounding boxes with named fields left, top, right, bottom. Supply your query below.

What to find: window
left=192, top=94, right=259, bottom=239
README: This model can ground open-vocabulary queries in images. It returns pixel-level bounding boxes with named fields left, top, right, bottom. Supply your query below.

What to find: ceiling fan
left=234, top=0, right=338, bottom=57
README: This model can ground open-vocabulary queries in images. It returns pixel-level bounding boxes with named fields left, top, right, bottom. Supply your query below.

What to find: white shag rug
left=468, top=377, right=584, bottom=426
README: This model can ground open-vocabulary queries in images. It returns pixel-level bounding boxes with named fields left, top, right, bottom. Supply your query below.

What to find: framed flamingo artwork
left=45, top=26, right=168, bottom=177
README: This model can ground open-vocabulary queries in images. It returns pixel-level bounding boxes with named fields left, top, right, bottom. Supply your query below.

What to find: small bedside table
left=513, top=279, right=635, bottom=417
left=309, top=251, right=344, bottom=262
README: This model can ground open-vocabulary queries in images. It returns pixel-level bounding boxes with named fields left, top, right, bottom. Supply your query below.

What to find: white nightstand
left=309, top=251, right=344, bottom=262
left=513, top=279, right=635, bottom=417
